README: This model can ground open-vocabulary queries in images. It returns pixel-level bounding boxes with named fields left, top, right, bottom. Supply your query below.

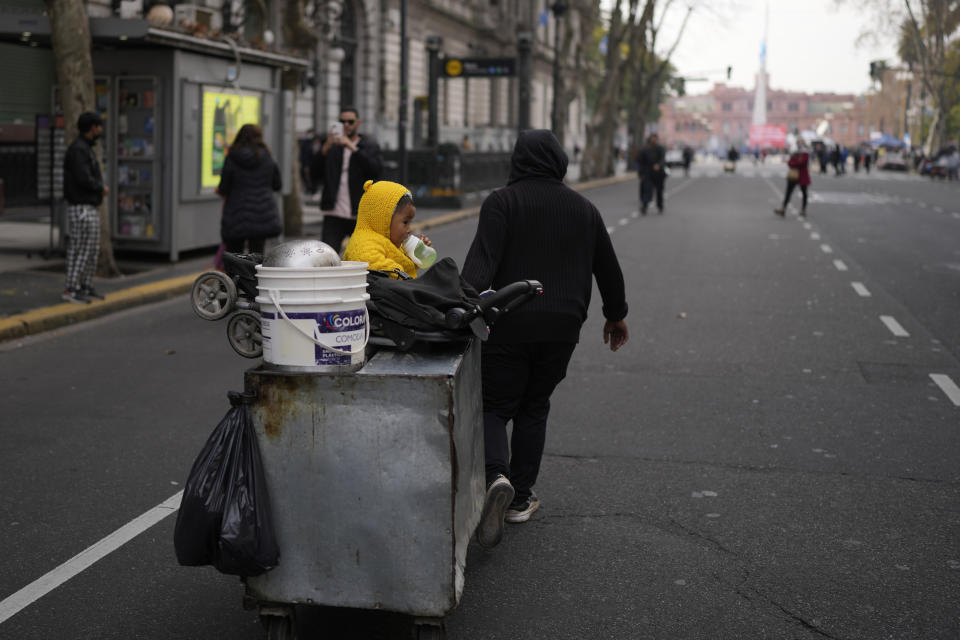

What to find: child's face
left=390, top=203, right=416, bottom=246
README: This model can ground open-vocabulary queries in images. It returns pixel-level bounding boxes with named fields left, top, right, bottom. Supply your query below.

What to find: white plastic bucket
left=255, top=261, right=370, bottom=373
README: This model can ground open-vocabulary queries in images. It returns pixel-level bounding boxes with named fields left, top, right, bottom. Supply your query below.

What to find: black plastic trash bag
left=174, top=390, right=279, bottom=576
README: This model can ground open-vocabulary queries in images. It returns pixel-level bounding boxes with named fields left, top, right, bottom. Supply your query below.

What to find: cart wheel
left=227, top=310, right=263, bottom=358
left=415, top=621, right=444, bottom=640
left=260, top=614, right=296, bottom=640
left=191, top=270, right=237, bottom=321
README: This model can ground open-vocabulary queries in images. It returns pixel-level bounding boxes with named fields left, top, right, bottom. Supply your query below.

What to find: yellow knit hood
left=344, top=180, right=419, bottom=278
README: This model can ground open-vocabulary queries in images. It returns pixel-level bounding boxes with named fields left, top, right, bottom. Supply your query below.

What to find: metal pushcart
left=240, top=339, right=484, bottom=639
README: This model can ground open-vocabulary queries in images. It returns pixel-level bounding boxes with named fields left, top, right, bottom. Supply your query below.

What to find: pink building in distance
left=656, top=81, right=867, bottom=150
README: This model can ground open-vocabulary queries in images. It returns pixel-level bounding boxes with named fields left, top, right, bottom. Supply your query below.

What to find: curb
left=413, top=173, right=635, bottom=232
left=2, top=173, right=637, bottom=344
left=0, top=273, right=201, bottom=343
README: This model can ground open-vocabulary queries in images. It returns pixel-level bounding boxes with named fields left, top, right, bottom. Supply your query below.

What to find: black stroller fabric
left=367, top=257, right=482, bottom=331
left=174, top=391, right=279, bottom=577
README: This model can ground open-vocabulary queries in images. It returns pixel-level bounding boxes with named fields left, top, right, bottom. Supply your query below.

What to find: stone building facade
left=300, top=0, right=588, bottom=153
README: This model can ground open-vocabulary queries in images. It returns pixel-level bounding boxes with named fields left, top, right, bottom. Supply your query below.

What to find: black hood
left=508, top=129, right=568, bottom=184
left=228, top=145, right=268, bottom=169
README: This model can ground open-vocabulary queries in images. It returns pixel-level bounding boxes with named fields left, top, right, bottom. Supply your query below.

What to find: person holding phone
left=315, top=107, right=383, bottom=254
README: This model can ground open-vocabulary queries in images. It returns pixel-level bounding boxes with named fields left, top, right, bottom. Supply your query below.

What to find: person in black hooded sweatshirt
left=217, top=124, right=282, bottom=254
left=463, top=129, right=630, bottom=549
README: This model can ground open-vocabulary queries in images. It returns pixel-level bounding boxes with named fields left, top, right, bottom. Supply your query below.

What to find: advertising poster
left=200, top=87, right=261, bottom=189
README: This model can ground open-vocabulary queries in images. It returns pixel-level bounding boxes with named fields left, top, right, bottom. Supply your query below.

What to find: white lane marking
left=918, top=202, right=927, bottom=208
left=0, top=491, right=183, bottom=625
left=820, top=244, right=833, bottom=254
left=810, top=232, right=821, bottom=240
left=952, top=212, right=960, bottom=219
left=631, top=211, right=640, bottom=218
left=761, top=175, right=784, bottom=198
left=851, top=282, right=871, bottom=297
left=606, top=226, right=615, bottom=234
left=880, top=315, right=910, bottom=338
left=905, top=197, right=913, bottom=203
left=619, top=218, right=629, bottom=226
left=934, top=206, right=944, bottom=213
left=802, top=222, right=812, bottom=230
left=929, top=374, right=960, bottom=406
left=664, top=175, right=699, bottom=198
left=834, top=259, right=848, bottom=271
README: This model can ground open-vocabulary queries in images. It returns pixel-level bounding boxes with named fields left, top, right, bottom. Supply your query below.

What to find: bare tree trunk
left=581, top=0, right=636, bottom=179
left=281, top=68, right=304, bottom=237
left=45, top=0, right=119, bottom=276
left=554, top=0, right=601, bottom=150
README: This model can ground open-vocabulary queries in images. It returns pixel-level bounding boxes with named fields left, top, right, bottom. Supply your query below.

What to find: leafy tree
left=581, top=0, right=654, bottom=180
left=580, top=0, right=692, bottom=179
left=846, top=0, right=960, bottom=152
left=902, top=0, right=960, bottom=152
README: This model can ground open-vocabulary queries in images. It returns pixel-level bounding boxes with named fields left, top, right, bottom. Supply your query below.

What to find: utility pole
left=517, top=30, right=532, bottom=134
left=398, top=0, right=408, bottom=182
left=426, top=36, right=442, bottom=147
left=550, top=1, right=566, bottom=138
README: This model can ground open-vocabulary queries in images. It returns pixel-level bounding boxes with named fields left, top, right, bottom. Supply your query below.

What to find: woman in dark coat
left=775, top=142, right=812, bottom=217
left=217, top=124, right=282, bottom=254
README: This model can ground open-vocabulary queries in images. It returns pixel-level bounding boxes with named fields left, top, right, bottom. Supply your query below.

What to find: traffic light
left=677, top=77, right=685, bottom=96
left=870, top=61, right=877, bottom=80
left=727, top=66, right=732, bottom=80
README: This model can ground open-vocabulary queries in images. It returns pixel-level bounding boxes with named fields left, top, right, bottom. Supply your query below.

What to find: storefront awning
left=0, top=15, right=307, bottom=69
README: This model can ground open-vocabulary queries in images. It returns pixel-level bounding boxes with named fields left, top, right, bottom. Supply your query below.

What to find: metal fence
left=382, top=145, right=511, bottom=208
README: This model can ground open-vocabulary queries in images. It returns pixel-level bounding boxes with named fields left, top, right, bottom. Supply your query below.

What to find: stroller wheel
left=191, top=271, right=237, bottom=321
left=226, top=310, right=263, bottom=359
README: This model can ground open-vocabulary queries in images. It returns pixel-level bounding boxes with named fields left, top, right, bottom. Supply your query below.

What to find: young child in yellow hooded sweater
left=343, top=180, right=433, bottom=279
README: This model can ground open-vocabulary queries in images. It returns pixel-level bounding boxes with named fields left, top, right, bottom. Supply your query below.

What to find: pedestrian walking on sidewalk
left=217, top=124, right=282, bottom=255
left=463, top=129, right=630, bottom=549
left=775, top=142, right=811, bottom=217
left=62, top=111, right=108, bottom=304
left=636, top=133, right=667, bottom=214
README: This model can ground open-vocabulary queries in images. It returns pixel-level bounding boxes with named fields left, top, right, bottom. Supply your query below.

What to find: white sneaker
left=505, top=492, right=540, bottom=523
left=476, top=475, right=514, bottom=549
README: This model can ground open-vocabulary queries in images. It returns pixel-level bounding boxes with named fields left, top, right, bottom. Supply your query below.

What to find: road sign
left=441, top=57, right=515, bottom=78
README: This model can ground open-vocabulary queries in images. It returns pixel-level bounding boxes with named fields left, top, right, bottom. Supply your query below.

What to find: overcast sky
left=650, top=0, right=900, bottom=96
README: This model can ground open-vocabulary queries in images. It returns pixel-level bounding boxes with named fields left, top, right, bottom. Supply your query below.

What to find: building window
left=723, top=122, right=730, bottom=134
left=788, top=102, right=798, bottom=112
left=722, top=102, right=732, bottom=112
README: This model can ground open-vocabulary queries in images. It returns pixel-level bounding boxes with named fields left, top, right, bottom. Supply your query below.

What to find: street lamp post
left=550, top=1, right=566, bottom=138
left=398, top=0, right=408, bottom=183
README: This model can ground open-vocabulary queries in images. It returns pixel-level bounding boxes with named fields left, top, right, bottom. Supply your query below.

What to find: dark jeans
left=782, top=181, right=808, bottom=210
left=481, top=341, right=577, bottom=499
left=321, top=215, right=357, bottom=254
left=224, top=237, right=266, bottom=254
left=639, top=176, right=664, bottom=211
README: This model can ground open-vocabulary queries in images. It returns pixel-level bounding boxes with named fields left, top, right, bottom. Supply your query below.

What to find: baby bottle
left=402, top=234, right=437, bottom=269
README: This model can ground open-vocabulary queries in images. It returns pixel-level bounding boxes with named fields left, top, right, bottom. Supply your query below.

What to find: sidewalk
left=0, top=166, right=632, bottom=343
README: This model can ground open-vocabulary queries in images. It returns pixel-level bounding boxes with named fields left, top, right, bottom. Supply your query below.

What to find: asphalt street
left=1, top=161, right=958, bottom=639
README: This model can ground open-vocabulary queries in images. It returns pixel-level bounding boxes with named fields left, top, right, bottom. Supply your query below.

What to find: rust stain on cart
left=258, top=375, right=307, bottom=439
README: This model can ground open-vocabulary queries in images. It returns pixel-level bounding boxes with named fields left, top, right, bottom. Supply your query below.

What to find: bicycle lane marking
left=0, top=491, right=183, bottom=625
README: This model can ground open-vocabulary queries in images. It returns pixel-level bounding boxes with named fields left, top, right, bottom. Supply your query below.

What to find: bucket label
left=259, top=308, right=365, bottom=367
left=313, top=309, right=366, bottom=365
